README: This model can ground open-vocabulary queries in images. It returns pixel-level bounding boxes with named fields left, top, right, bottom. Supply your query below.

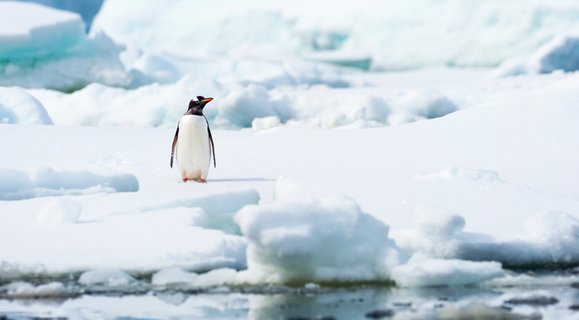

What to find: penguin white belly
left=176, top=115, right=210, bottom=181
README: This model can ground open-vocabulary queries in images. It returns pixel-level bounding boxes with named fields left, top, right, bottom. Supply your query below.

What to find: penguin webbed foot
left=181, top=177, right=207, bottom=183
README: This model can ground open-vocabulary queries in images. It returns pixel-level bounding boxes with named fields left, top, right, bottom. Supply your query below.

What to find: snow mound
left=392, top=255, right=504, bottom=287
left=495, top=34, right=579, bottom=76
left=0, top=167, right=139, bottom=200
left=397, top=208, right=579, bottom=267
left=252, top=116, right=281, bottom=131
left=0, top=87, right=53, bottom=125
left=37, top=199, right=82, bottom=225
left=79, top=268, right=136, bottom=287
left=215, top=85, right=293, bottom=129
left=389, top=90, right=458, bottom=125
left=234, top=196, right=404, bottom=284
left=0, top=2, right=131, bottom=90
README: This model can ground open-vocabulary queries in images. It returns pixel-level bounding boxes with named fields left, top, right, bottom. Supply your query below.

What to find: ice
left=37, top=199, right=82, bottom=225
left=79, top=268, right=136, bottom=287
left=0, top=1, right=84, bottom=59
left=19, top=0, right=104, bottom=29
left=235, top=196, right=404, bottom=283
left=92, top=0, right=579, bottom=70
left=0, top=2, right=131, bottom=90
left=152, top=267, right=198, bottom=286
left=152, top=267, right=237, bottom=288
left=495, top=34, right=579, bottom=76
left=391, top=255, right=504, bottom=287
left=0, top=167, right=139, bottom=200
left=0, top=281, right=68, bottom=299
left=0, top=87, right=53, bottom=125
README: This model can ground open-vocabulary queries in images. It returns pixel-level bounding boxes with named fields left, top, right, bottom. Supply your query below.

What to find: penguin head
left=187, top=96, right=213, bottom=115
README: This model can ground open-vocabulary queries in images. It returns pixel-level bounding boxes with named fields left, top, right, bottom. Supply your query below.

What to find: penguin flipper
left=204, top=116, right=216, bottom=168
left=170, top=124, right=179, bottom=168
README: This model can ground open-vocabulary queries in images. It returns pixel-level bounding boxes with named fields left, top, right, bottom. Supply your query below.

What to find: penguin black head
left=187, top=96, right=213, bottom=115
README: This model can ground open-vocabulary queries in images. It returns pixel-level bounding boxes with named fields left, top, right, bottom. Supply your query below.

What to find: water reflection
left=0, top=284, right=577, bottom=319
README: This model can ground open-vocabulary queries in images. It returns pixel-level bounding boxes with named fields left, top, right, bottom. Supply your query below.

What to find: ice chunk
left=152, top=267, right=198, bottom=286
left=0, top=87, right=53, bottom=125
left=531, top=35, right=579, bottom=73
left=0, top=2, right=84, bottom=59
left=79, top=268, right=136, bottom=287
left=37, top=199, right=82, bottom=225
left=0, top=281, right=68, bottom=298
left=495, top=34, right=579, bottom=76
left=392, top=254, right=504, bottom=287
left=235, top=196, right=404, bottom=283
left=0, top=2, right=131, bottom=90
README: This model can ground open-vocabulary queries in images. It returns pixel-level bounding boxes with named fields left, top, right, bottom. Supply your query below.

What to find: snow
left=1, top=0, right=579, bottom=293
left=0, top=87, right=53, bottom=125
left=4, top=69, right=578, bottom=280
left=0, top=167, right=139, bottom=200
left=37, top=199, right=82, bottom=225
left=235, top=196, right=404, bottom=283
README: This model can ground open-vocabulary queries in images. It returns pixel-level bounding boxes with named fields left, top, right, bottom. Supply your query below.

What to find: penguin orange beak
left=202, top=97, right=213, bottom=103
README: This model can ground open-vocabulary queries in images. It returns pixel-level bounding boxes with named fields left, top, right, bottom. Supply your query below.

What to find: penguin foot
left=199, top=178, right=207, bottom=184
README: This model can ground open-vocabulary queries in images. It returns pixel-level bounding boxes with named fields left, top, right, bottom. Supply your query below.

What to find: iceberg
left=0, top=2, right=132, bottom=91
left=93, top=0, right=579, bottom=70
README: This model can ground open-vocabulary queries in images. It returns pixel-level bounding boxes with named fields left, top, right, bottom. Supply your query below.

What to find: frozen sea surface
left=1, top=272, right=579, bottom=319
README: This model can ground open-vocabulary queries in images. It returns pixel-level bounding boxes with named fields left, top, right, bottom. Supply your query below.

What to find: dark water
left=1, top=277, right=579, bottom=320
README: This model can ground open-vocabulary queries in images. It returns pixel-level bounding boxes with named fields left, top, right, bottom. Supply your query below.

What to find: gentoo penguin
left=170, top=96, right=216, bottom=183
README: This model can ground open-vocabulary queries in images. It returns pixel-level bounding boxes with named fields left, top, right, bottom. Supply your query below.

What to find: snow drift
left=0, top=87, right=53, bottom=124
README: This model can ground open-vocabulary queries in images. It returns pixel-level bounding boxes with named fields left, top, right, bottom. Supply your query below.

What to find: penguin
left=170, top=96, right=216, bottom=183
